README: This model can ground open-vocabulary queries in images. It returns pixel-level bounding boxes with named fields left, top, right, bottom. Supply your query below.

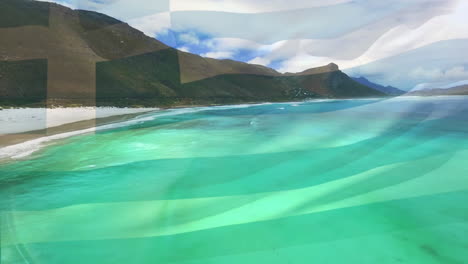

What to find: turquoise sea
left=1, top=96, right=468, bottom=263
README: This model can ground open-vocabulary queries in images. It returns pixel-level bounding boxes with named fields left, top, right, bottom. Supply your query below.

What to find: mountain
left=352, top=77, right=405, bottom=95
left=0, top=0, right=385, bottom=107
left=406, top=85, right=468, bottom=96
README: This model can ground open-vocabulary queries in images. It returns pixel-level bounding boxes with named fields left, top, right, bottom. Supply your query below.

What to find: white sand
left=0, top=107, right=159, bottom=134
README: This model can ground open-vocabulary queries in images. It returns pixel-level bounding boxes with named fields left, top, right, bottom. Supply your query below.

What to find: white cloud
left=248, top=57, right=270, bottom=66
left=178, top=46, right=190, bottom=52
left=200, top=51, right=234, bottom=59
left=445, top=66, right=468, bottom=79
left=278, top=54, right=334, bottom=73
left=170, top=0, right=352, bottom=13
left=169, top=0, right=465, bottom=74
left=272, top=1, right=468, bottom=73
left=409, top=66, right=468, bottom=81
left=440, top=80, right=468, bottom=88
left=412, top=78, right=468, bottom=91
left=412, top=83, right=439, bottom=91
left=178, top=32, right=200, bottom=45
left=127, top=12, right=171, bottom=37
left=168, top=0, right=466, bottom=80
left=349, top=2, right=468, bottom=67
left=201, top=38, right=297, bottom=64
left=187, top=38, right=297, bottom=68
left=409, top=67, right=444, bottom=80
left=171, top=0, right=458, bottom=44
left=205, top=38, right=264, bottom=51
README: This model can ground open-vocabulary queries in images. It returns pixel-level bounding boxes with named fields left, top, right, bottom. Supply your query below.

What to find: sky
left=37, top=0, right=468, bottom=90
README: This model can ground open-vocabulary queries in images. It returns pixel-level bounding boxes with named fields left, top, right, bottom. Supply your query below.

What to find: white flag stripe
left=170, top=0, right=352, bottom=13
left=3, top=151, right=468, bottom=246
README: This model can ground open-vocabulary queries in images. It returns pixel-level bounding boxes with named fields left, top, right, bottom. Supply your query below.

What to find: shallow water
left=1, top=96, right=468, bottom=263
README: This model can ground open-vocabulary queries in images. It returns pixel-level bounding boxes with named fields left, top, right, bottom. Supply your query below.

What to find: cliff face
left=0, top=0, right=385, bottom=107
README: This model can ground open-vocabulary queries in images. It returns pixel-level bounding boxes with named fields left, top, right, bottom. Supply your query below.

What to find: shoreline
left=0, top=107, right=160, bottom=134
left=0, top=108, right=158, bottom=148
left=1, top=95, right=458, bottom=158
left=0, top=102, right=280, bottom=160
left=0, top=102, right=270, bottom=154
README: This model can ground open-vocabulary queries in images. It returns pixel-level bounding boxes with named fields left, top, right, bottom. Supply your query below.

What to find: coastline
left=1, top=95, right=437, bottom=159
left=0, top=95, right=446, bottom=148
left=0, top=102, right=269, bottom=158
left=0, top=96, right=404, bottom=150
left=0, top=102, right=280, bottom=160
left=0, top=108, right=159, bottom=149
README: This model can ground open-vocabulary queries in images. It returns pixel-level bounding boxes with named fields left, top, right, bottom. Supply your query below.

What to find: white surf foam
left=0, top=103, right=271, bottom=160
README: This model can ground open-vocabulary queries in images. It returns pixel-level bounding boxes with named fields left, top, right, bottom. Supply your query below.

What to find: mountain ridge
left=352, top=76, right=405, bottom=95
left=0, top=0, right=386, bottom=107
left=406, top=84, right=468, bottom=96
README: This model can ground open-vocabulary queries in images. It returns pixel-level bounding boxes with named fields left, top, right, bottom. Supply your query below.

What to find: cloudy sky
left=39, top=0, right=468, bottom=90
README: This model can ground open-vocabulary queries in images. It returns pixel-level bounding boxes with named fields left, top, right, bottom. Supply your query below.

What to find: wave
left=0, top=103, right=274, bottom=160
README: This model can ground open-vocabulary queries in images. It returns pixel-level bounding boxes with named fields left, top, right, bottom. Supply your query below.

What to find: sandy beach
left=0, top=107, right=159, bottom=148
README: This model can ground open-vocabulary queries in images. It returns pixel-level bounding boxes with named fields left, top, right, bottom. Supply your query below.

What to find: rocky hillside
left=0, top=0, right=385, bottom=107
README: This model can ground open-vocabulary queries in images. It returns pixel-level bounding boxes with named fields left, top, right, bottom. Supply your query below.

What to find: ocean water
left=1, top=96, right=468, bottom=263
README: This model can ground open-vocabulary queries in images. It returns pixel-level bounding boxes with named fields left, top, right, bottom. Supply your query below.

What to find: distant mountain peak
left=407, top=84, right=468, bottom=96
left=284, top=62, right=340, bottom=76
left=327, top=62, right=339, bottom=70
left=352, top=76, right=405, bottom=95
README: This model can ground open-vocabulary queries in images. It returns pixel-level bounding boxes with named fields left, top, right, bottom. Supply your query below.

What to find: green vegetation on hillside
left=0, top=0, right=49, bottom=28
left=0, top=59, right=47, bottom=106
